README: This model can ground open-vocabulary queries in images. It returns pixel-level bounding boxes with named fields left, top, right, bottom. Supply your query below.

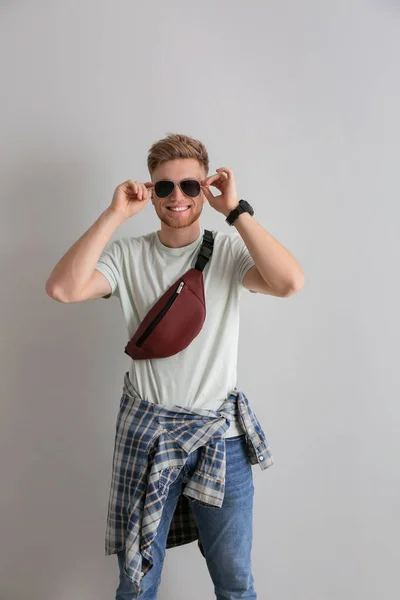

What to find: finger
left=204, top=174, right=225, bottom=191
left=214, top=172, right=228, bottom=184
left=141, top=183, right=149, bottom=200
left=127, top=180, right=137, bottom=194
left=136, top=182, right=145, bottom=200
left=133, top=181, right=142, bottom=200
left=216, top=167, right=232, bottom=178
left=144, top=181, right=154, bottom=199
left=201, top=185, right=214, bottom=201
left=202, top=173, right=220, bottom=186
left=131, top=181, right=141, bottom=199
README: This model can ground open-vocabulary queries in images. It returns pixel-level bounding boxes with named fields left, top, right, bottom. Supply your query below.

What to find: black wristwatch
left=225, top=199, right=254, bottom=226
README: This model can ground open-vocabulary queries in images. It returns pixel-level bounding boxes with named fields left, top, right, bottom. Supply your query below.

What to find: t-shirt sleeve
left=229, top=232, right=257, bottom=293
left=95, top=239, right=123, bottom=299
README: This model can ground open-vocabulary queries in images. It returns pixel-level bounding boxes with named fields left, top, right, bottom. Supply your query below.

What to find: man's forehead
left=153, top=159, right=205, bottom=180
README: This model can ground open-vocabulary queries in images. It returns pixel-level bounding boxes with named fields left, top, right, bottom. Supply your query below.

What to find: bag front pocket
left=136, top=281, right=185, bottom=347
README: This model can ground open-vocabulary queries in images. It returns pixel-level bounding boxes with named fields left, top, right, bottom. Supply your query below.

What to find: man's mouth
left=167, top=205, right=191, bottom=213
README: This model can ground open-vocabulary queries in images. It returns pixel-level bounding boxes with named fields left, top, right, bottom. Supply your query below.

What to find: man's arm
left=45, top=207, right=125, bottom=303
left=45, top=179, right=153, bottom=303
left=233, top=212, right=304, bottom=297
left=200, top=167, right=304, bottom=297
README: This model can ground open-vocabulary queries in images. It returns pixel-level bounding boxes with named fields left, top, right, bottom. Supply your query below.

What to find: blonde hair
left=147, top=133, right=209, bottom=177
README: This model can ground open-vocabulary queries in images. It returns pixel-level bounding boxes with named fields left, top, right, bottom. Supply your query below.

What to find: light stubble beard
left=157, top=203, right=204, bottom=229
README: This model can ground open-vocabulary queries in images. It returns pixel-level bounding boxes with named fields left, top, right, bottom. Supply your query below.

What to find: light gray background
left=1, top=1, right=399, bottom=599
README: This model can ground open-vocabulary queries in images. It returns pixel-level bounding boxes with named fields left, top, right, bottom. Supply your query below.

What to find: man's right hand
left=109, top=179, right=154, bottom=221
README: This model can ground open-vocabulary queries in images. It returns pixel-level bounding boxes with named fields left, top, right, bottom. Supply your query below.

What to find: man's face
left=151, top=158, right=207, bottom=229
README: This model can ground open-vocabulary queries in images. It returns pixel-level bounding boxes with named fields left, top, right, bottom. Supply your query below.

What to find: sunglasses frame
left=153, top=177, right=202, bottom=199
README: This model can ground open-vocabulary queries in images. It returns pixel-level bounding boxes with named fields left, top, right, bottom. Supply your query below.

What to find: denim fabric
left=116, top=434, right=257, bottom=600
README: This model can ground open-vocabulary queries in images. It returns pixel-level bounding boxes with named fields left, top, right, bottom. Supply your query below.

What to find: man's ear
left=201, top=186, right=209, bottom=204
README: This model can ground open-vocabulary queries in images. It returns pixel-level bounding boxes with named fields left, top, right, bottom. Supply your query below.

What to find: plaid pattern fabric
left=106, top=371, right=274, bottom=595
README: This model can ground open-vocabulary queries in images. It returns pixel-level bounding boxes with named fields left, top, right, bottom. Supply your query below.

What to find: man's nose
left=170, top=183, right=186, bottom=201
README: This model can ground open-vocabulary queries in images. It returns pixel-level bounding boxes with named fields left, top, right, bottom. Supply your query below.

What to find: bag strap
left=194, top=229, right=214, bottom=272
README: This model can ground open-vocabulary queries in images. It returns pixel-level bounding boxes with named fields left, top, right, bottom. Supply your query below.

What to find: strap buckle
left=199, top=244, right=212, bottom=259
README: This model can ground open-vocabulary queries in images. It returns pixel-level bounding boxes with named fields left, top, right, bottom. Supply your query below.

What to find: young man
left=46, top=133, right=304, bottom=599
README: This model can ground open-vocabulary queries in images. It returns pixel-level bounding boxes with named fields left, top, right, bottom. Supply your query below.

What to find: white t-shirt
left=95, top=225, right=256, bottom=437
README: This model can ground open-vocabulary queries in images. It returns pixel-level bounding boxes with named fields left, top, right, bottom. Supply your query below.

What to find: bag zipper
left=136, top=281, right=185, bottom=347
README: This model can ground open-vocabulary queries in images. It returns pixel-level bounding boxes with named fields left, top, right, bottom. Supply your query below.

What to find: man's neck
left=157, top=222, right=201, bottom=249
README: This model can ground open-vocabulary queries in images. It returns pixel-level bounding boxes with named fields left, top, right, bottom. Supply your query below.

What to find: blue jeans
left=115, top=434, right=256, bottom=599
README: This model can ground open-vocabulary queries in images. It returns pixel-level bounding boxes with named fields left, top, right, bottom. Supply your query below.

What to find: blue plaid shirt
left=106, top=371, right=274, bottom=595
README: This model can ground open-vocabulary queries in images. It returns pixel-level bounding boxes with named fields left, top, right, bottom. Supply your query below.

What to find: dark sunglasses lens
left=180, top=180, right=201, bottom=197
left=155, top=180, right=174, bottom=198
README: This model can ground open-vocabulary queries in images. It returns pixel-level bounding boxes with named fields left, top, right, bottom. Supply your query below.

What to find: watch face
left=240, top=200, right=254, bottom=214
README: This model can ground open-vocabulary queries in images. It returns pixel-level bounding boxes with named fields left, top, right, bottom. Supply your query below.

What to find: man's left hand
left=201, top=168, right=239, bottom=217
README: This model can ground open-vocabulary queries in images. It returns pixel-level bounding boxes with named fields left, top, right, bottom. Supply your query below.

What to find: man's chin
left=159, top=210, right=202, bottom=229
left=159, top=218, right=199, bottom=229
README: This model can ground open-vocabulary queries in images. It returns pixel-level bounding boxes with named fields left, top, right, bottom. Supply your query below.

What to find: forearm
left=232, top=212, right=304, bottom=292
left=45, top=207, right=125, bottom=299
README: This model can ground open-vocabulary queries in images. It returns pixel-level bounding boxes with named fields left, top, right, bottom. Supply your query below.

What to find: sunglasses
left=153, top=178, right=202, bottom=199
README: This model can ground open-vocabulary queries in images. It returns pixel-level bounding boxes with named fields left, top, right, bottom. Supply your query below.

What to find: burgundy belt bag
left=124, top=230, right=214, bottom=360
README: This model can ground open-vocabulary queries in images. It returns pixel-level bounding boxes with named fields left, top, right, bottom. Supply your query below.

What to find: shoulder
left=115, top=231, right=156, bottom=253
left=210, top=228, right=235, bottom=249
left=211, top=228, right=247, bottom=256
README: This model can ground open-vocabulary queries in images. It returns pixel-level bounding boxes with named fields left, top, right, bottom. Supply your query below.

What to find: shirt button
left=259, top=455, right=264, bottom=461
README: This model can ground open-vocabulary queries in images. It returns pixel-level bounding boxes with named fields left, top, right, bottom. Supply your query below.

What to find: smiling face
left=151, top=158, right=207, bottom=229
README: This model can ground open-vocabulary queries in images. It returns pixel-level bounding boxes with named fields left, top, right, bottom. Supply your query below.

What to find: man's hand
left=200, top=168, right=239, bottom=217
left=109, top=179, right=155, bottom=222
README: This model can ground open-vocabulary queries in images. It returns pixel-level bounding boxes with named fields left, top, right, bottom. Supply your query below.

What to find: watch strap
left=226, top=199, right=254, bottom=226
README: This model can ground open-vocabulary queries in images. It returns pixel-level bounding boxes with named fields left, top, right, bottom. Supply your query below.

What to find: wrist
left=223, top=203, right=240, bottom=218
left=103, top=207, right=127, bottom=226
left=225, top=199, right=254, bottom=226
